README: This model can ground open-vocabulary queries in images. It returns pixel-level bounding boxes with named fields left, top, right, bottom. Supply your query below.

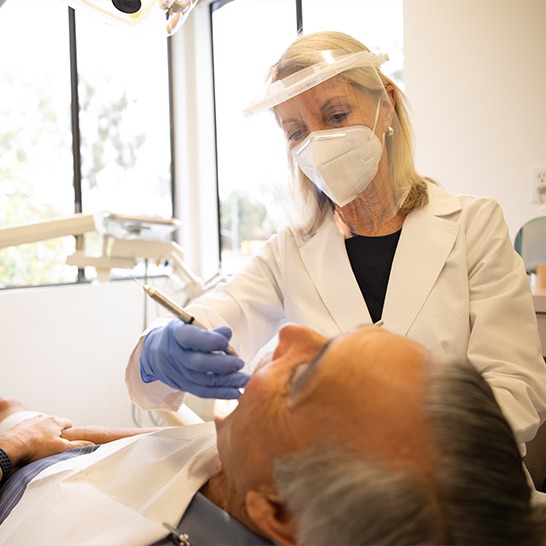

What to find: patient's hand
left=0, top=414, right=93, bottom=472
left=62, top=425, right=163, bottom=444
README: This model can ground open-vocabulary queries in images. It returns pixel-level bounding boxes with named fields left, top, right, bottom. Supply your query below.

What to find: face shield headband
left=244, top=49, right=389, bottom=117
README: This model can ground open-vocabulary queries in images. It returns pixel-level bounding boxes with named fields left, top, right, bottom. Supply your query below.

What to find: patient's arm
left=61, top=425, right=163, bottom=444
left=60, top=399, right=206, bottom=442
left=0, top=397, right=176, bottom=483
left=0, top=414, right=94, bottom=480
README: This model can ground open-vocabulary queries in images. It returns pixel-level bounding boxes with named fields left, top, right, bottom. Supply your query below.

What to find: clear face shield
left=245, top=50, right=409, bottom=236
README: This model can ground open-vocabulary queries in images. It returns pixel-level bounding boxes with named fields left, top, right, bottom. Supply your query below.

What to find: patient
left=0, top=325, right=543, bottom=545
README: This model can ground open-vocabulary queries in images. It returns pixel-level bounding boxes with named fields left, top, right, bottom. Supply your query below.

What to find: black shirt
left=345, top=230, right=402, bottom=324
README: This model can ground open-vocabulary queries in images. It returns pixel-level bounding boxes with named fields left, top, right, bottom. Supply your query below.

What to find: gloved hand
left=140, top=321, right=250, bottom=399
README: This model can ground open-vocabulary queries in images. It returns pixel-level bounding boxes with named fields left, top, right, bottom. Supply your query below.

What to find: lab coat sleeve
left=184, top=237, right=287, bottom=362
left=126, top=232, right=287, bottom=411
left=125, top=316, right=188, bottom=411
left=464, top=197, right=546, bottom=444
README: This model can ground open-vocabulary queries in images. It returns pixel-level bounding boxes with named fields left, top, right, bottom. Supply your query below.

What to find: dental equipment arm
left=0, top=214, right=99, bottom=248
left=0, top=212, right=214, bottom=300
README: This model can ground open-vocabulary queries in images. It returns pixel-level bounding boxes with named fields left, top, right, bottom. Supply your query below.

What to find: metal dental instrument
left=162, top=522, right=191, bottom=546
left=138, top=281, right=238, bottom=356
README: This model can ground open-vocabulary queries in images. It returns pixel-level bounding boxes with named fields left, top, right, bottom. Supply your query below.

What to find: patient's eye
left=289, top=363, right=310, bottom=395
left=288, top=341, right=331, bottom=398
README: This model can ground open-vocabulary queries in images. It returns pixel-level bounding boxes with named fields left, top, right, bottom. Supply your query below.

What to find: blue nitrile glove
left=140, top=320, right=250, bottom=399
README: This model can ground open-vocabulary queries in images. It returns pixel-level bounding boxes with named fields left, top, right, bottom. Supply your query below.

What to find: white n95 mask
left=292, top=125, right=383, bottom=207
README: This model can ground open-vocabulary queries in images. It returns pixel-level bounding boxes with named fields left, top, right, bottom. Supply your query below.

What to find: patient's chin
left=213, top=399, right=239, bottom=422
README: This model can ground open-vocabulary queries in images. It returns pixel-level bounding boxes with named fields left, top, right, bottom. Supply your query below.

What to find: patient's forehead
left=294, top=327, right=435, bottom=473
left=294, top=327, right=428, bottom=398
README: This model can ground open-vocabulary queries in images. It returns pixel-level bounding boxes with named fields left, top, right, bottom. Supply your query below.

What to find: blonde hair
left=269, top=31, right=429, bottom=239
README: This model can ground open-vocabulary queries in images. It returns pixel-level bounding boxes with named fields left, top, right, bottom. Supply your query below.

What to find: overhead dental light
left=0, top=0, right=199, bottom=35
left=65, top=0, right=201, bottom=36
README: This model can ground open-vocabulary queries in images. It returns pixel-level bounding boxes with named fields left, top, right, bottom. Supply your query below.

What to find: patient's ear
left=246, top=490, right=297, bottom=546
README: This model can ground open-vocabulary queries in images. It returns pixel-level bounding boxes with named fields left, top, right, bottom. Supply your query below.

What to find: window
left=0, top=1, right=74, bottom=286
left=75, top=12, right=172, bottom=219
left=0, top=1, right=172, bottom=288
left=211, top=0, right=297, bottom=274
left=1, top=0, right=403, bottom=287
left=212, top=0, right=403, bottom=274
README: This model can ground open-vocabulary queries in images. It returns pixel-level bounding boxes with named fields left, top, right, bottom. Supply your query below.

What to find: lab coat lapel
left=299, top=212, right=372, bottom=332
left=382, top=184, right=461, bottom=336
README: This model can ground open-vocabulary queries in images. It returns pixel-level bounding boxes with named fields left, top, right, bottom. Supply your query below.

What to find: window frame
left=173, top=0, right=303, bottom=281
left=0, top=4, right=175, bottom=289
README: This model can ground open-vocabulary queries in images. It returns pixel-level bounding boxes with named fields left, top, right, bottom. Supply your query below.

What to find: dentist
left=126, top=31, right=546, bottom=456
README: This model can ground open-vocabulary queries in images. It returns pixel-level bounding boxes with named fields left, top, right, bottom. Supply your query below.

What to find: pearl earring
left=387, top=126, right=394, bottom=137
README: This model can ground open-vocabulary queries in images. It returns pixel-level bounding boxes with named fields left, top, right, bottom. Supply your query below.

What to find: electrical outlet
left=530, top=165, right=546, bottom=203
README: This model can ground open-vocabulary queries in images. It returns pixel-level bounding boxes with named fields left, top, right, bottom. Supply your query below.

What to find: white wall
left=0, top=280, right=162, bottom=427
left=404, top=0, right=546, bottom=239
left=0, top=277, right=216, bottom=426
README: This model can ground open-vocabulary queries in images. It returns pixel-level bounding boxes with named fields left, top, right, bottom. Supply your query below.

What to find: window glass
left=212, top=0, right=297, bottom=274
left=212, top=0, right=403, bottom=275
left=75, top=14, right=173, bottom=281
left=302, top=0, right=404, bottom=87
left=75, top=13, right=173, bottom=219
left=0, top=1, right=75, bottom=287
left=0, top=3, right=173, bottom=288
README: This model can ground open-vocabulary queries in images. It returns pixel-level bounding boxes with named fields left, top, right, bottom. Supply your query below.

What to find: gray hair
left=274, top=359, right=545, bottom=545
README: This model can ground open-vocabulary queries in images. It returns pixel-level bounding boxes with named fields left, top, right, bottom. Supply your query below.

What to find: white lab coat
left=126, top=183, right=546, bottom=445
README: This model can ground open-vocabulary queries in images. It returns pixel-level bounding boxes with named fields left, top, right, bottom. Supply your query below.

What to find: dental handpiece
left=141, top=283, right=238, bottom=357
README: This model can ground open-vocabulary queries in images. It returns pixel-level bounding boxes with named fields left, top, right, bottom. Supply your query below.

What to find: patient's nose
left=273, top=324, right=326, bottom=361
